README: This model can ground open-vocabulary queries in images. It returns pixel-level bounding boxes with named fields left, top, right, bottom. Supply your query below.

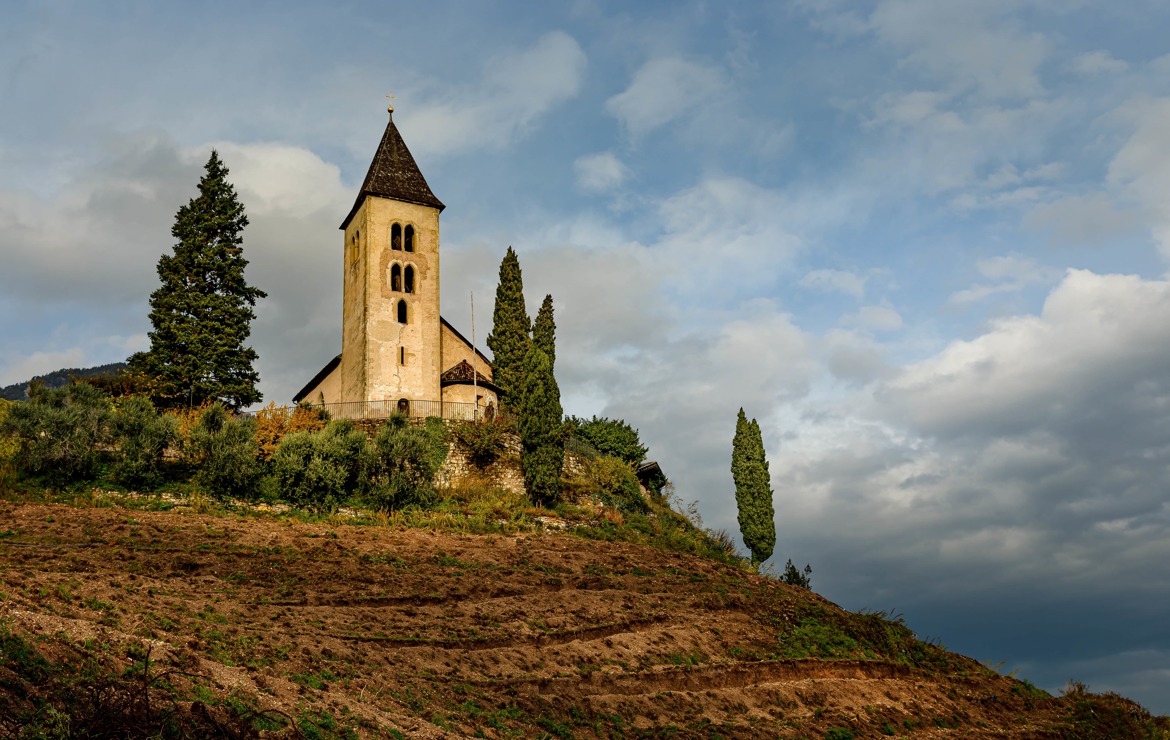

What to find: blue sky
left=3, top=0, right=1170, bottom=711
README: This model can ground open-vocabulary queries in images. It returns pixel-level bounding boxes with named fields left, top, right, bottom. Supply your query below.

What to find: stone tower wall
left=340, top=197, right=442, bottom=404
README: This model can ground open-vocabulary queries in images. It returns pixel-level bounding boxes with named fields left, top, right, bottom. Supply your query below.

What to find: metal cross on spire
left=385, top=90, right=396, bottom=112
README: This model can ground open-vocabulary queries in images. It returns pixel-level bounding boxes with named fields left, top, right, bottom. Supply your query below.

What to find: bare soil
left=0, top=500, right=1163, bottom=738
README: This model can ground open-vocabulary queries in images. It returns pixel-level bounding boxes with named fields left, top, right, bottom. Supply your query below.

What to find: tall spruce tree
left=533, top=294, right=556, bottom=372
left=518, top=345, right=563, bottom=506
left=731, top=408, right=776, bottom=566
left=129, top=151, right=266, bottom=409
left=486, top=247, right=530, bottom=405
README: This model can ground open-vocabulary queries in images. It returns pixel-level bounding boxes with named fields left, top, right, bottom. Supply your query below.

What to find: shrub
left=0, top=400, right=18, bottom=484
left=781, top=559, right=813, bottom=589
left=586, top=455, right=648, bottom=514
left=567, top=416, right=648, bottom=466
left=108, top=395, right=179, bottom=489
left=366, top=414, right=447, bottom=511
left=255, top=402, right=329, bottom=459
left=451, top=417, right=509, bottom=467
left=707, top=528, right=739, bottom=559
left=0, top=383, right=112, bottom=487
left=186, top=403, right=260, bottom=499
left=269, top=420, right=369, bottom=511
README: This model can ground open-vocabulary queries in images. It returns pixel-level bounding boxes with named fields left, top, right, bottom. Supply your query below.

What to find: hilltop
left=0, top=363, right=127, bottom=401
left=1, top=495, right=1165, bottom=738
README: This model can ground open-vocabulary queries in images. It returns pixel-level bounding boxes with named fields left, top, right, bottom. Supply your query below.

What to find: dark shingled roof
left=340, top=111, right=444, bottom=229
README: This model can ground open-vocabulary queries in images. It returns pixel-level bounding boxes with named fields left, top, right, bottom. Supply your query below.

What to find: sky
left=2, top=0, right=1169, bottom=712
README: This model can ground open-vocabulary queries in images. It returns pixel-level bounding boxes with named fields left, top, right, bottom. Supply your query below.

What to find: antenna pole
left=471, top=291, right=478, bottom=420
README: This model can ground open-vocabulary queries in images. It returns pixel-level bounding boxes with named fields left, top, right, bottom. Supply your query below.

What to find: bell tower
left=338, top=104, right=445, bottom=405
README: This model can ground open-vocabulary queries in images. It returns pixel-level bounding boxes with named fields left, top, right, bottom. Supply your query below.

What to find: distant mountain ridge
left=0, top=362, right=128, bottom=401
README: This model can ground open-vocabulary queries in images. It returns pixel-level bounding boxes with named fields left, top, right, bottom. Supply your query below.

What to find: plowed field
left=0, top=500, right=1162, bottom=738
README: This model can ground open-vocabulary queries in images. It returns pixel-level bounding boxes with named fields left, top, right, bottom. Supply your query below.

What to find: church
left=293, top=103, right=499, bottom=418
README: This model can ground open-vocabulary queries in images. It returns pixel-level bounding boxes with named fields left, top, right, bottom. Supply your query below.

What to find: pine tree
left=533, top=294, right=556, bottom=372
left=731, top=408, right=776, bottom=566
left=129, top=151, right=266, bottom=410
left=518, top=345, right=563, bottom=506
left=486, top=247, right=530, bottom=405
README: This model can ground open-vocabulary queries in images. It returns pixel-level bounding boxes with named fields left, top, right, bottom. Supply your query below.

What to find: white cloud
left=653, top=177, right=803, bottom=300
left=800, top=268, right=866, bottom=298
left=208, top=142, right=348, bottom=217
left=1106, top=96, right=1170, bottom=259
left=606, top=57, right=728, bottom=135
left=869, top=0, right=1050, bottom=101
left=892, top=270, right=1170, bottom=436
left=1024, top=193, right=1142, bottom=248
left=397, top=32, right=587, bottom=158
left=573, top=151, right=630, bottom=192
left=1072, top=50, right=1129, bottom=77
left=772, top=272, right=1170, bottom=699
left=848, top=303, right=903, bottom=332
left=948, top=254, right=1060, bottom=306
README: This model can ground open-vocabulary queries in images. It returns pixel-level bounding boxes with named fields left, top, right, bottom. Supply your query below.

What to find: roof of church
left=340, top=111, right=445, bottom=229
left=292, top=353, right=340, bottom=404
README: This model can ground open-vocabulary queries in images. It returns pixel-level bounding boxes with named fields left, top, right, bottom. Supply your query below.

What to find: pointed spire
left=340, top=108, right=444, bottom=229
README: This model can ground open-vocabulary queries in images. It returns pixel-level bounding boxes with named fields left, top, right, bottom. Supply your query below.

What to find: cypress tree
left=533, top=294, right=556, bottom=372
left=518, top=345, right=563, bottom=506
left=486, top=247, right=530, bottom=405
left=129, top=151, right=266, bottom=410
left=731, top=408, right=776, bottom=566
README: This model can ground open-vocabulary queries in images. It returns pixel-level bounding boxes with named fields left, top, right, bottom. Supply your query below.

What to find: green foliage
left=1059, top=680, right=1169, bottom=739
left=486, top=246, right=531, bottom=405
left=781, top=559, right=813, bottom=589
left=518, top=345, right=563, bottom=506
left=731, top=408, right=776, bottom=565
left=772, top=605, right=954, bottom=670
left=824, top=729, right=855, bottom=740
left=451, top=416, right=509, bottom=467
left=186, top=403, right=261, bottom=499
left=108, top=396, right=179, bottom=489
left=0, top=622, right=267, bottom=737
left=269, top=420, right=370, bottom=511
left=1, top=383, right=112, bottom=487
left=586, top=455, right=648, bottom=514
left=533, top=293, right=556, bottom=371
left=366, top=414, right=448, bottom=510
left=567, top=415, right=648, bottom=466
left=779, top=617, right=859, bottom=659
left=128, top=150, right=267, bottom=410
left=0, top=400, right=19, bottom=483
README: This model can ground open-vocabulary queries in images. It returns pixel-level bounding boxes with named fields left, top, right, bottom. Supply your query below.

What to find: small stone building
left=294, top=105, right=499, bottom=417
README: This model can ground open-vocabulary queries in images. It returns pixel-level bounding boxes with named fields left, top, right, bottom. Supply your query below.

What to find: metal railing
left=302, top=398, right=496, bottom=422
left=564, top=435, right=601, bottom=460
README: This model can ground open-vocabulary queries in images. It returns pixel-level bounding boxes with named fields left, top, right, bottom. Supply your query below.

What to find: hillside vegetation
left=0, top=363, right=127, bottom=402
left=1, top=489, right=1167, bottom=738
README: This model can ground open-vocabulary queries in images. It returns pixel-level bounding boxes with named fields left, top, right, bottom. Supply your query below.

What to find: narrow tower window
left=397, top=299, right=408, bottom=324
left=404, top=265, right=414, bottom=294
left=391, top=264, right=402, bottom=291
left=399, top=347, right=406, bottom=365
left=391, top=223, right=402, bottom=250
left=404, top=225, right=415, bottom=252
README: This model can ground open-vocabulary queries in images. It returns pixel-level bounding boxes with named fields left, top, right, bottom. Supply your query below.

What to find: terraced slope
left=0, top=501, right=1165, bottom=738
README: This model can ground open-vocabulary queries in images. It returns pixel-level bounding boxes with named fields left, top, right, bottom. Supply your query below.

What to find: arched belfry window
left=390, top=264, right=402, bottom=291
left=404, top=265, right=415, bottom=294
left=404, top=225, right=415, bottom=252
left=397, top=299, right=408, bottom=324
left=391, top=223, right=402, bottom=251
